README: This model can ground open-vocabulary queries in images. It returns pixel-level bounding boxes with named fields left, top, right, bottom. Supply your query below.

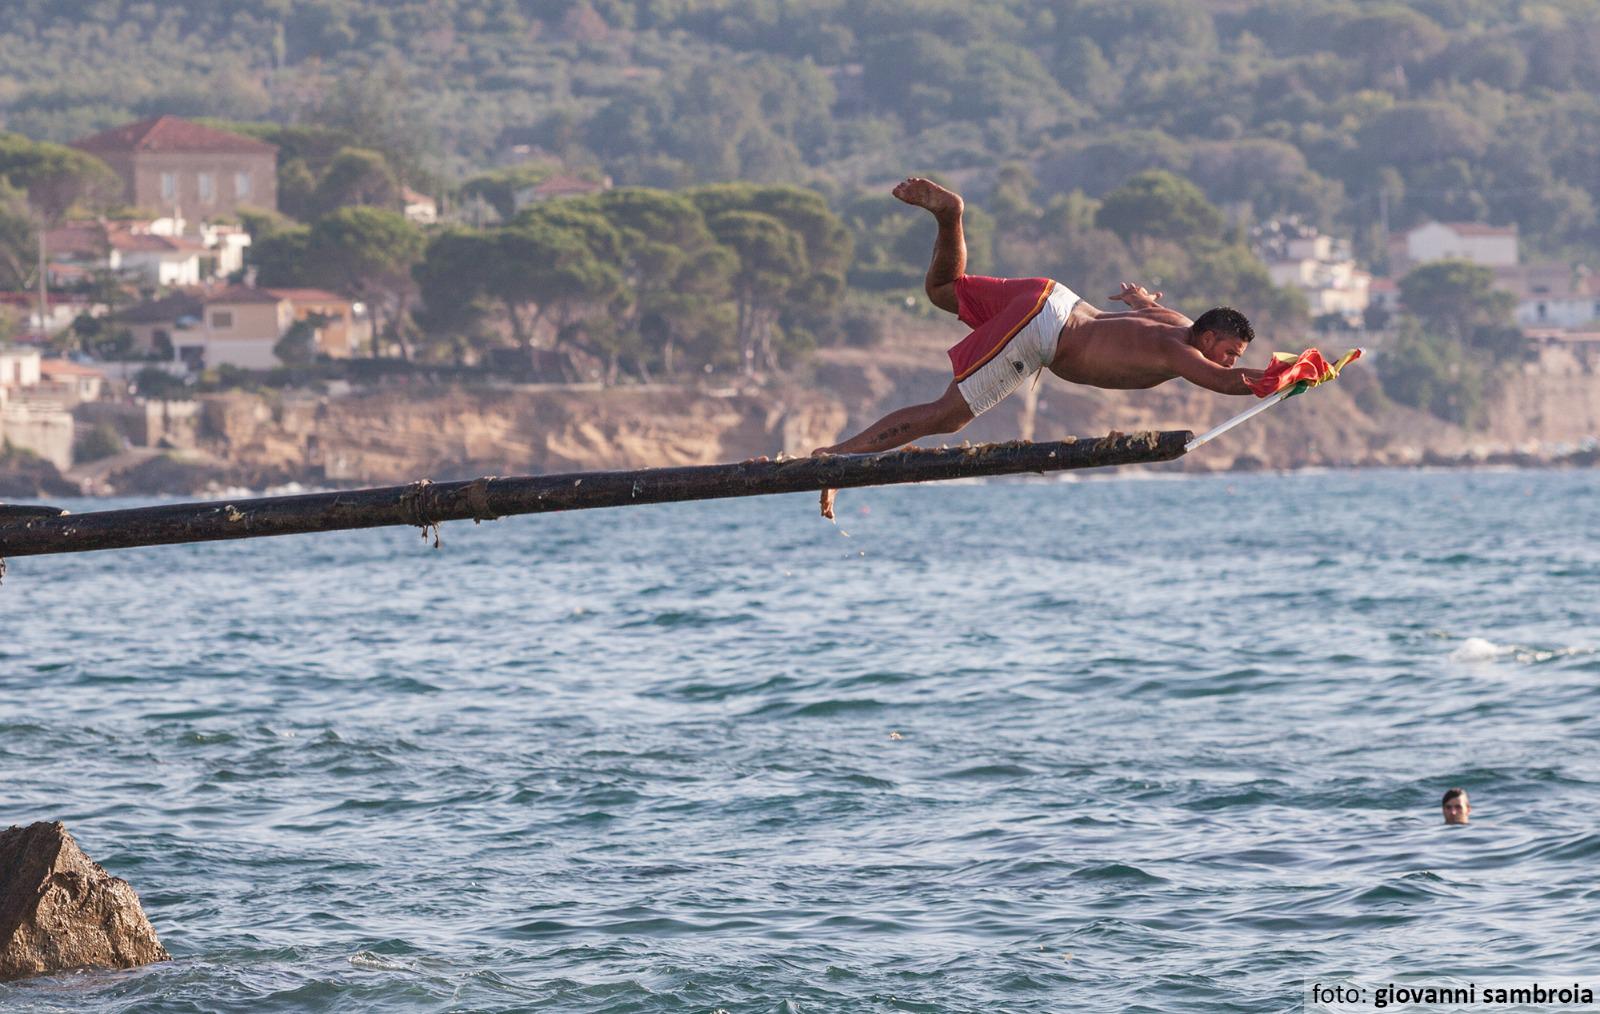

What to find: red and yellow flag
left=1246, top=348, right=1363, bottom=399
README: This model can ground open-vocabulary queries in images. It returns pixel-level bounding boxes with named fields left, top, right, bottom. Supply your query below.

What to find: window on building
left=198, top=172, right=215, bottom=203
left=160, top=172, right=177, bottom=200
left=211, top=310, right=233, bottom=329
left=235, top=171, right=252, bottom=199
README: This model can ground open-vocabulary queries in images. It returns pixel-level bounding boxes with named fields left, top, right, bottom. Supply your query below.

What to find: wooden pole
left=0, top=430, right=1189, bottom=563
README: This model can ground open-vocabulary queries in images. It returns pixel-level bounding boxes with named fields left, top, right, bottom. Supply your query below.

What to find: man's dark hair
left=1191, top=306, right=1254, bottom=343
left=1442, top=787, right=1466, bottom=805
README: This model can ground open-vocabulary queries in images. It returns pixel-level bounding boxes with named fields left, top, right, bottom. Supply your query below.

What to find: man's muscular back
left=1049, top=304, right=1196, bottom=389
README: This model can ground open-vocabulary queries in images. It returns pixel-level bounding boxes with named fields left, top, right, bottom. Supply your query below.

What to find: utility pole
left=34, top=218, right=47, bottom=346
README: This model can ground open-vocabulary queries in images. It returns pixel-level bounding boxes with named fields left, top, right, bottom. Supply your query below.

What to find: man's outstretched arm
left=1163, top=343, right=1264, bottom=395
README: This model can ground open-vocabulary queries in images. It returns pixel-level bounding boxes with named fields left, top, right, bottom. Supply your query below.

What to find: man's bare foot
left=810, top=445, right=839, bottom=519
left=892, top=177, right=963, bottom=220
left=820, top=488, right=837, bottom=520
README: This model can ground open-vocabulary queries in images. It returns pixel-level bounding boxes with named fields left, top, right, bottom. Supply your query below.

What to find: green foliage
left=249, top=225, right=314, bottom=287
left=131, top=366, right=191, bottom=400
left=73, top=422, right=124, bottom=464
left=412, top=228, right=496, bottom=340
left=306, top=206, right=425, bottom=356
left=0, top=132, right=120, bottom=222
left=0, top=185, right=36, bottom=290
left=237, top=207, right=295, bottom=241
left=460, top=163, right=558, bottom=221
left=1398, top=260, right=1517, bottom=343
left=70, top=311, right=133, bottom=359
left=311, top=147, right=400, bottom=218
left=1, top=1, right=1598, bottom=260
left=16, top=1, right=1599, bottom=396
left=1380, top=324, right=1489, bottom=427
left=274, top=318, right=318, bottom=367
left=691, top=183, right=853, bottom=372
left=1096, top=171, right=1226, bottom=245
left=1382, top=260, right=1523, bottom=424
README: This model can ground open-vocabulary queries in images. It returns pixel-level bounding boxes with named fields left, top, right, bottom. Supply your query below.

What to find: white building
left=1507, top=263, right=1600, bottom=329
left=110, top=231, right=207, bottom=287
left=0, top=347, right=73, bottom=469
left=1253, top=221, right=1371, bottom=322
left=401, top=187, right=438, bottom=225
left=199, top=222, right=252, bottom=277
left=43, top=218, right=249, bottom=288
left=0, top=347, right=42, bottom=389
left=1392, top=222, right=1518, bottom=272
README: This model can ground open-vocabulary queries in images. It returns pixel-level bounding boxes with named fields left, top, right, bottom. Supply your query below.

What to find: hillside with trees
left=3, top=1, right=1595, bottom=256
left=2, top=1, right=1597, bottom=422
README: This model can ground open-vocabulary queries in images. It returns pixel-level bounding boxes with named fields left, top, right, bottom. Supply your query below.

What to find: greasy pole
left=0, top=430, right=1190, bottom=561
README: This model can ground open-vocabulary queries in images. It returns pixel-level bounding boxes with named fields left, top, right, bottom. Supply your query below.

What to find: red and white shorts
left=947, top=275, right=1079, bottom=416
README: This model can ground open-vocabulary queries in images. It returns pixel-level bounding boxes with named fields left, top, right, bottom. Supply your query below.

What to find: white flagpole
left=1184, top=385, right=1299, bottom=453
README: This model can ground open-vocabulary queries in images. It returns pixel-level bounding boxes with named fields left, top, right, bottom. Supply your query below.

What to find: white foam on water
left=349, top=951, right=415, bottom=972
left=1450, top=636, right=1509, bottom=661
left=1449, top=637, right=1593, bottom=665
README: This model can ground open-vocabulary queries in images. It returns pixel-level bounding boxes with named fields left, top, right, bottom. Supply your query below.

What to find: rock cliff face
left=0, top=822, right=169, bottom=982
left=207, top=385, right=848, bottom=486
left=1484, top=357, right=1600, bottom=446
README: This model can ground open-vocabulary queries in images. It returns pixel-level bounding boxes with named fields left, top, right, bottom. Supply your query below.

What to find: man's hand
left=1109, top=282, right=1163, bottom=309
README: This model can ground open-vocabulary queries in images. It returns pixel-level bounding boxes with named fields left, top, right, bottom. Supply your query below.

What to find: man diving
left=815, top=177, right=1265, bottom=517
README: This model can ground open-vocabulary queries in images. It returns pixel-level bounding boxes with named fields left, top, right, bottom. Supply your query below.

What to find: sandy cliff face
left=209, top=385, right=849, bottom=485
left=1485, top=358, right=1600, bottom=447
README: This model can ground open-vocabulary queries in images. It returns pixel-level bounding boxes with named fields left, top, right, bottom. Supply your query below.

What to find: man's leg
left=814, top=381, right=975, bottom=519
left=892, top=177, right=964, bottom=315
left=817, top=381, right=973, bottom=457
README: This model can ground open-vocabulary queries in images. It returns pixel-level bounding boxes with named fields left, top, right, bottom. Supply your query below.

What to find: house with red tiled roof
left=196, top=285, right=370, bottom=369
left=512, top=172, right=613, bottom=211
left=71, top=115, right=278, bottom=221
left=0, top=291, right=101, bottom=339
left=108, top=230, right=208, bottom=286
left=38, top=358, right=108, bottom=403
left=200, top=285, right=292, bottom=369
left=110, top=290, right=205, bottom=360
left=44, top=220, right=207, bottom=287
left=265, top=288, right=371, bottom=358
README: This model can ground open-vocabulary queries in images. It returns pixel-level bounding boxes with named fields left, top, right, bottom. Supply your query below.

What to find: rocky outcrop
left=0, top=453, right=80, bottom=500
left=0, top=822, right=169, bottom=982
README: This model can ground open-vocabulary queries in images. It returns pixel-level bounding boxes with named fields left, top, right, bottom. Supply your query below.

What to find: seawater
left=2, top=468, right=1597, bottom=1013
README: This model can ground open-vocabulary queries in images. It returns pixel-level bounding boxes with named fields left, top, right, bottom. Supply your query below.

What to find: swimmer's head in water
left=1442, top=786, right=1470, bottom=825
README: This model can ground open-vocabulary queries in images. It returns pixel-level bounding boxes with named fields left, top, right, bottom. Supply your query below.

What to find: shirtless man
left=816, top=177, right=1264, bottom=517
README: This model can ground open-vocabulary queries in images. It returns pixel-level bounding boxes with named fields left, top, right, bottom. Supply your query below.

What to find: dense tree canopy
left=2, top=1, right=1596, bottom=262
left=7, top=0, right=1599, bottom=400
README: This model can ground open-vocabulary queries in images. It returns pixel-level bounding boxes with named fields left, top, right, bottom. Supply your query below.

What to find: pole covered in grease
left=0, top=431, right=1189, bottom=563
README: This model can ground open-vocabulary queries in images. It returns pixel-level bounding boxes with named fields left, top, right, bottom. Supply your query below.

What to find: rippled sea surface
left=3, top=468, right=1598, bottom=1012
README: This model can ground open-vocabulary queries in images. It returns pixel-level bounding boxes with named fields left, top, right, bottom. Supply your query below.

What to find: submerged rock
left=0, top=822, right=169, bottom=982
